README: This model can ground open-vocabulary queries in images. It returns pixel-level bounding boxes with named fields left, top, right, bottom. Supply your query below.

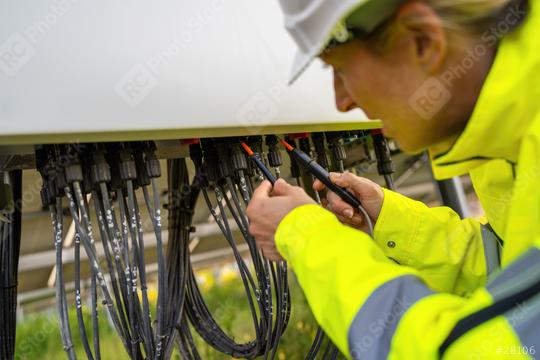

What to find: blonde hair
left=425, top=0, right=528, bottom=33
left=364, top=0, right=528, bottom=51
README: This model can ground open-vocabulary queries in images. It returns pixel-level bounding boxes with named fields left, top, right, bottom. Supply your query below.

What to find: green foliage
left=15, top=275, right=319, bottom=359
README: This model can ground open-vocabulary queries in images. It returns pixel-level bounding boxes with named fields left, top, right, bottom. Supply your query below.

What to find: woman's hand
left=247, top=178, right=316, bottom=261
left=313, top=172, right=384, bottom=233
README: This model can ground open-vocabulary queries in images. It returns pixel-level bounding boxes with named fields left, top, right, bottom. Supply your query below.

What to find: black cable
left=115, top=187, right=142, bottom=359
left=42, top=144, right=189, bottom=359
left=74, top=228, right=94, bottom=360
left=92, top=190, right=132, bottom=351
left=79, top=193, right=98, bottom=360
left=65, top=183, right=130, bottom=354
left=125, top=179, right=154, bottom=357
left=91, top=270, right=101, bottom=360
left=165, top=157, right=201, bottom=359
left=51, top=198, right=76, bottom=359
left=142, top=181, right=167, bottom=358
left=36, top=137, right=354, bottom=359
left=0, top=170, right=22, bottom=360
left=181, top=138, right=295, bottom=359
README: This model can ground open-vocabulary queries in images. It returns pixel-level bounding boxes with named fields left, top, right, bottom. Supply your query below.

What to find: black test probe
left=240, top=142, right=277, bottom=185
left=280, top=139, right=361, bottom=208
left=280, top=138, right=373, bottom=234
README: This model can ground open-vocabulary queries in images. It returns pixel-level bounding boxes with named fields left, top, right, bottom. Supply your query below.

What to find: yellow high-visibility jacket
left=275, top=2, right=540, bottom=359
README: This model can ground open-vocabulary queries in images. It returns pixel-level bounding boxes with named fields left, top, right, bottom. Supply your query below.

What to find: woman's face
left=321, top=2, right=494, bottom=154
left=322, top=40, right=441, bottom=154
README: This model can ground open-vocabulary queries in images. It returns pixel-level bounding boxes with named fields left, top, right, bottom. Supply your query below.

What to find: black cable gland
left=43, top=167, right=58, bottom=199
left=332, top=145, right=347, bottom=162
left=247, top=136, right=263, bottom=154
left=265, top=135, right=283, bottom=167
left=378, top=161, right=395, bottom=176
left=265, top=134, right=278, bottom=147
left=51, top=160, right=66, bottom=196
left=215, top=143, right=232, bottom=179
left=82, top=169, right=93, bottom=194
left=80, top=154, right=93, bottom=194
left=189, top=142, right=203, bottom=167
left=108, top=164, right=123, bottom=191
left=312, top=133, right=330, bottom=170
left=231, top=145, right=248, bottom=172
left=143, top=141, right=161, bottom=178
left=194, top=168, right=209, bottom=189
left=35, top=146, right=50, bottom=176
left=203, top=151, right=220, bottom=183
left=133, top=150, right=150, bottom=187
left=145, top=157, right=160, bottom=179
left=317, top=147, right=330, bottom=171
left=372, top=134, right=395, bottom=175
left=90, top=151, right=111, bottom=185
left=267, top=149, right=282, bottom=168
left=40, top=186, right=52, bottom=207
left=64, top=163, right=83, bottom=184
left=299, top=137, right=311, bottom=155
left=118, top=149, right=137, bottom=181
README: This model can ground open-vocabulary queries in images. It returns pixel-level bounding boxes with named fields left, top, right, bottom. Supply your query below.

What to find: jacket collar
left=430, top=1, right=540, bottom=180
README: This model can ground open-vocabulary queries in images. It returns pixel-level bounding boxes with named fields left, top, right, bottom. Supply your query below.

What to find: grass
left=15, top=272, right=321, bottom=359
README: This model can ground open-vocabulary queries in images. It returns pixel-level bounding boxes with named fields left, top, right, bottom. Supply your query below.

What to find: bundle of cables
left=35, top=132, right=389, bottom=359
left=0, top=169, right=22, bottom=360
left=201, top=138, right=293, bottom=359
left=37, top=142, right=177, bottom=360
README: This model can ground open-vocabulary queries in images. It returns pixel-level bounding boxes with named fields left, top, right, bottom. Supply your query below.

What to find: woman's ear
left=392, top=1, right=447, bottom=73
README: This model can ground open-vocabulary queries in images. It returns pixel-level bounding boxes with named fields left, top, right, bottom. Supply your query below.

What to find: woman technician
left=246, top=0, right=539, bottom=358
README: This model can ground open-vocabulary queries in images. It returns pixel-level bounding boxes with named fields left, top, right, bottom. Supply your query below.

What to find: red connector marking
left=287, top=132, right=309, bottom=140
left=180, top=138, right=200, bottom=145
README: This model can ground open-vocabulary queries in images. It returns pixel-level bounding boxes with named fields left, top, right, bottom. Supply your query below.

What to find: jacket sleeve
left=371, top=188, right=501, bottom=296
left=275, top=205, right=527, bottom=359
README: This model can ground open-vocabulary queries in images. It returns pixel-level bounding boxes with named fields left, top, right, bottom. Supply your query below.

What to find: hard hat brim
left=288, top=49, right=318, bottom=85
left=286, top=0, right=405, bottom=85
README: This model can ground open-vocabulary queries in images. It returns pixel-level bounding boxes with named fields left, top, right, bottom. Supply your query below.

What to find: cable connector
left=0, top=172, right=13, bottom=217
left=36, top=146, right=55, bottom=206
left=371, top=130, right=395, bottom=189
left=143, top=141, right=161, bottom=179
left=325, top=132, right=347, bottom=172
left=62, top=144, right=84, bottom=184
left=285, top=136, right=301, bottom=179
left=215, top=139, right=232, bottom=179
left=231, top=141, right=248, bottom=172
left=265, top=135, right=282, bottom=168
left=133, top=142, right=151, bottom=187
left=118, top=143, right=137, bottom=182
left=90, top=144, right=111, bottom=186
left=201, top=139, right=219, bottom=184
left=311, top=132, right=330, bottom=171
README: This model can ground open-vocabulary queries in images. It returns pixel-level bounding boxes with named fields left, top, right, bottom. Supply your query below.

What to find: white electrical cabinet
left=0, top=0, right=379, bottom=148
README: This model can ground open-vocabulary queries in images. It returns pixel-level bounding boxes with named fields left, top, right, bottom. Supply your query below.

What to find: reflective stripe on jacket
left=275, top=1, right=540, bottom=358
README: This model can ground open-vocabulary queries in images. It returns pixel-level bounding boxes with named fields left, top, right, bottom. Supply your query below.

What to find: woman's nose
left=333, top=70, right=356, bottom=112
left=336, top=96, right=356, bottom=112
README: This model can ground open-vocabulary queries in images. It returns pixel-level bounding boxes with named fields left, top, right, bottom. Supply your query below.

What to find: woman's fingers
left=336, top=213, right=364, bottom=226
left=313, top=179, right=326, bottom=192
left=326, top=190, right=354, bottom=218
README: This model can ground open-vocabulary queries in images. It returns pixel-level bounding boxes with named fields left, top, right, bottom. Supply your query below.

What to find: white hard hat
left=278, top=0, right=405, bottom=84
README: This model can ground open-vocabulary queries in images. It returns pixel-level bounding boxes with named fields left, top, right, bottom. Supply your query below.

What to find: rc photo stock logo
left=408, top=77, right=452, bottom=120
left=115, top=64, right=159, bottom=107
left=236, top=84, right=286, bottom=134
left=0, top=33, right=35, bottom=76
